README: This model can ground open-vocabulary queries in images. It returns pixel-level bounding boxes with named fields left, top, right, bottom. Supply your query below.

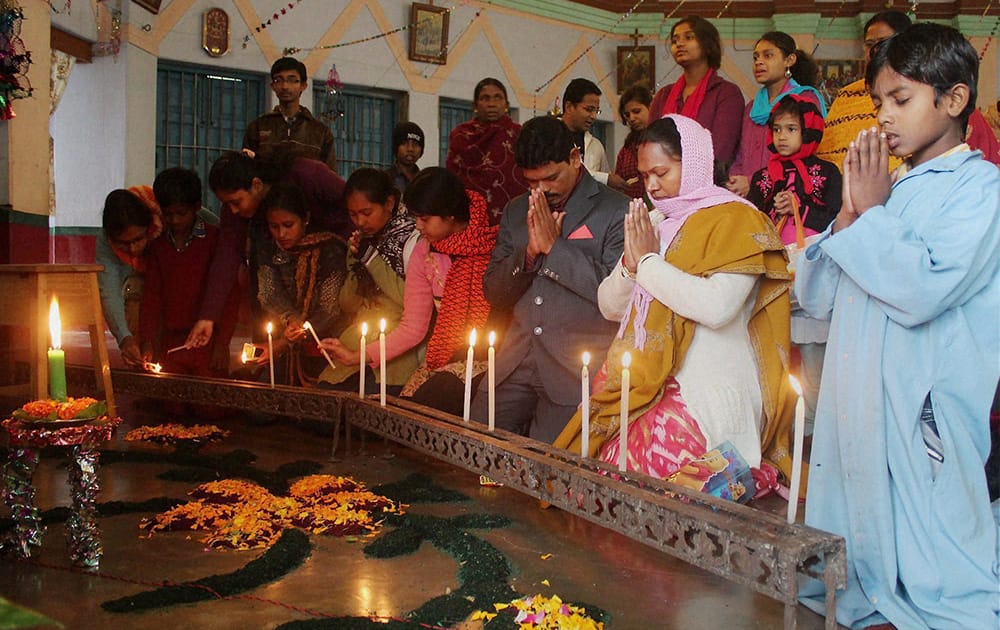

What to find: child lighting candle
left=787, top=375, right=806, bottom=524
left=463, top=329, right=476, bottom=421
left=358, top=322, right=368, bottom=398
left=618, top=351, right=631, bottom=472
left=302, top=321, right=337, bottom=371
left=581, top=352, right=591, bottom=457
left=487, top=331, right=496, bottom=431
left=47, top=297, right=67, bottom=401
left=266, top=322, right=275, bottom=388
left=379, top=318, right=387, bottom=406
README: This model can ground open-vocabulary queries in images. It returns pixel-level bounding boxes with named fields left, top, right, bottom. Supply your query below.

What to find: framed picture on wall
left=617, top=46, right=655, bottom=94
left=408, top=3, right=450, bottom=65
left=132, top=0, right=162, bottom=14
left=816, top=59, right=864, bottom=105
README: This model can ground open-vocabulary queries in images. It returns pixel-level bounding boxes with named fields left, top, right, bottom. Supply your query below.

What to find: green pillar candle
left=48, top=348, right=67, bottom=401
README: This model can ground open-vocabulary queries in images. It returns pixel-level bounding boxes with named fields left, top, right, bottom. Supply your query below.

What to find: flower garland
left=140, top=475, right=403, bottom=551
left=473, top=593, right=605, bottom=629
left=124, top=424, right=230, bottom=444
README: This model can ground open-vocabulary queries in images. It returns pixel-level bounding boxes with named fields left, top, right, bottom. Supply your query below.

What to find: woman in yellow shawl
left=553, top=114, right=798, bottom=488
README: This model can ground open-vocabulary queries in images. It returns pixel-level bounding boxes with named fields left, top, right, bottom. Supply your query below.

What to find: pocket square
left=567, top=225, right=594, bottom=240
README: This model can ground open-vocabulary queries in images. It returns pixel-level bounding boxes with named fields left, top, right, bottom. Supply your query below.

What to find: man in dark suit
left=470, top=116, right=627, bottom=442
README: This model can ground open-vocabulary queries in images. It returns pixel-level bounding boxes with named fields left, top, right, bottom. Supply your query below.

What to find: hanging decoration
left=530, top=0, right=647, bottom=113
left=241, top=0, right=304, bottom=50
left=318, top=63, right=344, bottom=124
left=93, top=0, right=123, bottom=58
left=45, top=0, right=71, bottom=13
left=978, top=3, right=998, bottom=61
left=279, top=1, right=471, bottom=55
left=0, top=0, right=32, bottom=120
left=811, top=0, right=849, bottom=56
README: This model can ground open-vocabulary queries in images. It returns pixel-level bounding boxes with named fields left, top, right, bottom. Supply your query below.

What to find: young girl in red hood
left=746, top=93, right=841, bottom=243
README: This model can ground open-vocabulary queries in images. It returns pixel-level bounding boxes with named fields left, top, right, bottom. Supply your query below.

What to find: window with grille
left=155, top=61, right=267, bottom=210
left=314, top=84, right=404, bottom=178
left=438, top=98, right=474, bottom=166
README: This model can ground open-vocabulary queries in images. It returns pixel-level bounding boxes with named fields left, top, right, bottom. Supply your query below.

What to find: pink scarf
left=620, top=114, right=757, bottom=350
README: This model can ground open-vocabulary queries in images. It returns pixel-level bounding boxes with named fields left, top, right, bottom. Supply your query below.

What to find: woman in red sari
left=649, top=16, right=744, bottom=169
left=445, top=78, right=528, bottom=225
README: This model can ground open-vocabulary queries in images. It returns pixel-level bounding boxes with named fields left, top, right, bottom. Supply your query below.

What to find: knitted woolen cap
left=392, top=122, right=425, bottom=150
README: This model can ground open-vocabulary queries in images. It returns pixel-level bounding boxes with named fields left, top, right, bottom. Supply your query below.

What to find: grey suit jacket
left=482, top=169, right=627, bottom=406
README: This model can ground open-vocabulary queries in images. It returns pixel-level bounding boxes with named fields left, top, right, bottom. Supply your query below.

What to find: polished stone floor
left=0, top=331, right=835, bottom=629
left=0, top=390, right=835, bottom=630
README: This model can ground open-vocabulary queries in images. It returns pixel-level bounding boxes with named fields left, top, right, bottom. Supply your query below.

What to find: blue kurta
left=795, top=148, right=1000, bottom=629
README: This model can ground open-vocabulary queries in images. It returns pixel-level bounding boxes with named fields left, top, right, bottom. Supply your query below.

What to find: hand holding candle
left=359, top=322, right=368, bottom=398
left=618, top=351, right=631, bottom=472
left=487, top=331, right=496, bottom=431
left=266, top=322, right=275, bottom=388
left=463, top=329, right=477, bottom=421
left=787, top=376, right=806, bottom=524
left=302, top=321, right=337, bottom=372
left=379, top=318, right=387, bottom=406
left=47, top=297, right=67, bottom=401
left=581, top=352, right=591, bottom=457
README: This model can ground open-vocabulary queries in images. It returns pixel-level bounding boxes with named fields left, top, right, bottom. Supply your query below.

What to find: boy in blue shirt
left=796, top=24, right=998, bottom=629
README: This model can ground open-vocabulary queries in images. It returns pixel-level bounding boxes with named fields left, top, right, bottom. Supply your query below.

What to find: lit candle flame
left=469, top=329, right=477, bottom=346
left=379, top=318, right=386, bottom=333
left=488, top=331, right=496, bottom=347
left=302, top=321, right=312, bottom=331
left=788, top=375, right=802, bottom=396
left=582, top=351, right=591, bottom=367
left=49, top=297, right=62, bottom=350
left=622, top=351, right=632, bottom=369
left=361, top=321, right=368, bottom=336
left=266, top=321, right=273, bottom=335
left=145, top=362, right=162, bottom=374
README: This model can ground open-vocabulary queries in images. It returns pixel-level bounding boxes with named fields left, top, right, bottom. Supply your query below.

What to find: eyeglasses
left=581, top=106, right=601, bottom=115
left=271, top=77, right=302, bottom=85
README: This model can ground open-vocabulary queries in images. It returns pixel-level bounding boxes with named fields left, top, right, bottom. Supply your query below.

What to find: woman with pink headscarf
left=554, top=115, right=797, bottom=488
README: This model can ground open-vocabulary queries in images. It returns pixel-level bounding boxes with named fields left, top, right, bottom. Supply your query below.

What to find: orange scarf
left=424, top=190, right=498, bottom=369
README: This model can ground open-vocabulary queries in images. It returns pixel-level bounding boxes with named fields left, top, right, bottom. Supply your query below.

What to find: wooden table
left=0, top=264, right=115, bottom=416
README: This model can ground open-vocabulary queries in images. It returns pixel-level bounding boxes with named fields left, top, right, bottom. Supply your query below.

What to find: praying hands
left=622, top=199, right=659, bottom=275
left=525, top=189, right=566, bottom=258
left=834, top=127, right=891, bottom=233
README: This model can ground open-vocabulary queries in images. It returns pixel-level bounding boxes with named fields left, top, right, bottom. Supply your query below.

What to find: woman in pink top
left=648, top=16, right=744, bottom=169
left=320, top=168, right=498, bottom=409
left=726, top=31, right=824, bottom=197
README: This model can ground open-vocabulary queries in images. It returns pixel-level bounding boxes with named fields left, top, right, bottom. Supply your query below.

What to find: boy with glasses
left=242, top=57, right=337, bottom=171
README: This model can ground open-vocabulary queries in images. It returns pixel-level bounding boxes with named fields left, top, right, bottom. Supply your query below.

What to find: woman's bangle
left=636, top=252, right=659, bottom=271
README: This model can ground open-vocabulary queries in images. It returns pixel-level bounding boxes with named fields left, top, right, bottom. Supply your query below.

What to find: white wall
left=50, top=1, right=943, bottom=228
left=51, top=49, right=130, bottom=228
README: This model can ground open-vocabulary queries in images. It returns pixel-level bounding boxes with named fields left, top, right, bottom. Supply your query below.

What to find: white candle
left=266, top=322, right=275, bottom=388
left=487, top=331, right=496, bottom=431
left=463, top=329, right=477, bottom=421
left=379, top=318, right=387, bottom=406
left=303, top=320, right=336, bottom=372
left=359, top=322, right=368, bottom=398
left=618, top=351, right=631, bottom=472
left=787, top=375, right=806, bottom=524
left=581, top=352, right=591, bottom=457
